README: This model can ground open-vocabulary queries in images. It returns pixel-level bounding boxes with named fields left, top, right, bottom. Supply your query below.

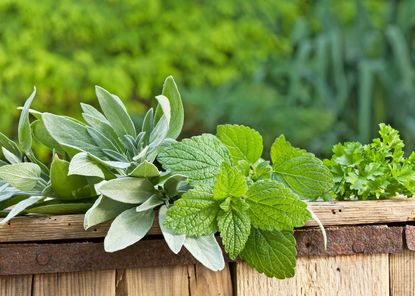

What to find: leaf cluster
left=324, top=123, right=415, bottom=200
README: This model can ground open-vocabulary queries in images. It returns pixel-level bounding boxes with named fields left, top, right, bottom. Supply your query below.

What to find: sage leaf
left=0, top=163, right=41, bottom=191
left=2, top=147, right=21, bottom=164
left=159, top=205, right=185, bottom=254
left=136, top=194, right=163, bottom=212
left=158, top=134, right=231, bottom=185
left=27, top=202, right=92, bottom=215
left=0, top=196, right=44, bottom=224
left=95, top=86, right=136, bottom=137
left=240, top=228, right=296, bottom=279
left=84, top=195, right=132, bottom=229
left=69, top=152, right=105, bottom=179
left=96, top=177, right=155, bottom=204
left=163, top=174, right=188, bottom=197
left=130, top=161, right=159, bottom=178
left=104, top=208, right=154, bottom=252
left=217, top=124, right=263, bottom=164
left=18, top=87, right=36, bottom=152
left=32, top=120, right=63, bottom=152
left=0, top=132, right=21, bottom=158
left=183, top=234, right=225, bottom=272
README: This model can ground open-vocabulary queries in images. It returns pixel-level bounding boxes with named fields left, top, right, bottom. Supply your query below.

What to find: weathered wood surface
left=390, top=250, right=415, bottom=296
left=1, top=199, right=414, bottom=243
left=236, top=254, right=390, bottom=296
left=0, top=265, right=232, bottom=296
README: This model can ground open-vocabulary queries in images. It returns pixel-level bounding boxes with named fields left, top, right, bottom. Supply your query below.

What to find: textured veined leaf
left=217, top=124, right=263, bottom=164
left=96, top=177, right=155, bottom=204
left=164, top=185, right=219, bottom=236
left=218, top=208, right=251, bottom=260
left=84, top=195, right=132, bottom=229
left=69, top=152, right=105, bottom=179
left=154, top=76, right=184, bottom=140
left=42, top=113, right=103, bottom=157
left=240, top=228, right=297, bottom=279
left=183, top=234, right=225, bottom=272
left=213, top=163, right=247, bottom=200
left=246, top=179, right=310, bottom=230
left=18, top=87, right=36, bottom=153
left=0, top=163, right=41, bottom=191
left=158, top=134, right=231, bottom=185
left=104, top=208, right=154, bottom=252
left=50, top=155, right=94, bottom=200
left=159, top=205, right=185, bottom=254
left=95, top=86, right=136, bottom=137
left=271, top=135, right=333, bottom=198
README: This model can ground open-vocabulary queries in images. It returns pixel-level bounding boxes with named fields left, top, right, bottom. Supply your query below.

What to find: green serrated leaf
left=271, top=135, right=333, bottom=198
left=96, top=177, right=155, bottom=204
left=213, top=163, right=247, bottom=200
left=95, top=86, right=136, bottom=137
left=218, top=208, right=251, bottom=260
left=164, top=185, right=219, bottom=236
left=158, top=134, right=231, bottom=185
left=0, top=163, right=41, bottom=191
left=18, top=87, right=36, bottom=153
left=246, top=179, right=310, bottom=230
left=240, top=228, right=297, bottom=279
left=217, top=124, right=263, bottom=164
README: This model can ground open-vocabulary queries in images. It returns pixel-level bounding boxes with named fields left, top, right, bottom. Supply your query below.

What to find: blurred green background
left=1, top=0, right=415, bottom=158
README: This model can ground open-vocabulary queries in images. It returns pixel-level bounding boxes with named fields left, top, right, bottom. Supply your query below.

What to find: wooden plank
left=32, top=270, right=115, bottom=296
left=236, top=254, right=389, bottom=296
left=116, top=264, right=232, bottom=296
left=1, top=198, right=415, bottom=243
left=0, top=275, right=32, bottom=296
left=390, top=250, right=415, bottom=296
left=305, top=198, right=415, bottom=227
left=116, top=266, right=189, bottom=296
left=188, top=264, right=233, bottom=296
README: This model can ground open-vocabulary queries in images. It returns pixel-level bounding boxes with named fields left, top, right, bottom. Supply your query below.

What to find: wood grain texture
left=1, top=198, right=415, bottom=243
left=32, top=270, right=115, bottom=296
left=390, top=250, right=415, bottom=296
left=115, top=264, right=232, bottom=296
left=0, top=275, right=32, bottom=296
left=236, top=254, right=389, bottom=296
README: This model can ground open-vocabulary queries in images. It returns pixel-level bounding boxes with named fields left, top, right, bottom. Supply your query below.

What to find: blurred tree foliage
left=1, top=0, right=415, bottom=157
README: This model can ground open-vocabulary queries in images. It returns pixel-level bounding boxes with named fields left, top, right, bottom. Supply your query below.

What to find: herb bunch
left=324, top=123, right=415, bottom=200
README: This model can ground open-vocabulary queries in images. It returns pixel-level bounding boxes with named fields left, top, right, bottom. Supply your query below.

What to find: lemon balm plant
left=0, top=76, right=333, bottom=279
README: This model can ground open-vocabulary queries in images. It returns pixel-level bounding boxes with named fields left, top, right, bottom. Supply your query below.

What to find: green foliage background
left=1, top=0, right=415, bottom=157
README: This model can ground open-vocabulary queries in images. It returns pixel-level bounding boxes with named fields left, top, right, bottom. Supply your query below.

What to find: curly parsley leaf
left=240, top=228, right=297, bottom=279
left=271, top=135, right=333, bottom=199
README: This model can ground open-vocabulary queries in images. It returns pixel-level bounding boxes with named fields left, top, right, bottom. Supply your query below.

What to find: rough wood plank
left=0, top=275, right=32, bottom=296
left=116, top=266, right=189, bottom=296
left=32, top=270, right=115, bottom=296
left=188, top=264, right=233, bottom=296
left=115, top=264, right=232, bottom=296
left=0, top=214, right=160, bottom=243
left=1, top=198, right=415, bottom=243
left=236, top=254, right=389, bottom=296
left=390, top=250, right=415, bottom=296
left=305, top=198, right=415, bottom=227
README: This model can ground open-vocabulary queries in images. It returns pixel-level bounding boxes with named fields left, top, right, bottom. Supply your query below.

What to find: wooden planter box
left=1, top=199, right=414, bottom=296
